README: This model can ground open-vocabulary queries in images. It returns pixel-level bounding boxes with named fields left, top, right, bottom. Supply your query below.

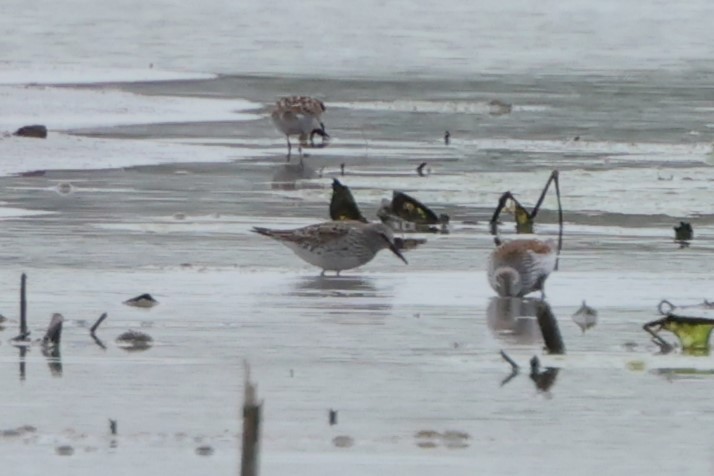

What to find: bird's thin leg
left=320, top=269, right=326, bottom=277
left=336, top=270, right=341, bottom=277
left=286, top=136, right=292, bottom=162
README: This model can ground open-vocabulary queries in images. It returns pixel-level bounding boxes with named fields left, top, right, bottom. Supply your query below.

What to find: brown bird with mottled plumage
left=487, top=238, right=557, bottom=298
left=252, top=220, right=407, bottom=275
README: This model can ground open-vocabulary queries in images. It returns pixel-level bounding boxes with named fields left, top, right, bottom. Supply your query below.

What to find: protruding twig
left=20, top=273, right=27, bottom=336
left=499, top=350, right=520, bottom=387
left=500, top=350, right=519, bottom=372
left=241, top=361, right=262, bottom=476
left=644, top=325, right=675, bottom=354
left=12, top=273, right=30, bottom=341
left=416, top=162, right=427, bottom=177
left=90, top=313, right=108, bottom=334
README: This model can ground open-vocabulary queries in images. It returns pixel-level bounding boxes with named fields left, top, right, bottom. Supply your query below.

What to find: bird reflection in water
left=487, top=297, right=543, bottom=345
left=290, top=276, right=392, bottom=321
left=488, top=297, right=565, bottom=354
left=495, top=298, right=564, bottom=394
left=270, top=162, right=319, bottom=191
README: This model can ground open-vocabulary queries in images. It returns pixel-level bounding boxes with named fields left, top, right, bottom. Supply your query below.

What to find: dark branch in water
left=42, top=314, right=63, bottom=347
left=12, top=273, right=30, bottom=342
left=20, top=273, right=27, bottom=336
left=535, top=301, right=566, bottom=355
left=416, top=162, right=427, bottom=177
left=499, top=350, right=520, bottom=387
left=500, top=350, right=519, bottom=371
left=90, top=313, right=108, bottom=334
left=241, top=361, right=262, bottom=476
left=644, top=326, right=674, bottom=354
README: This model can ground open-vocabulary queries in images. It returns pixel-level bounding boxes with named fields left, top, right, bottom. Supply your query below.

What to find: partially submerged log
left=42, top=313, right=64, bottom=347
left=14, top=125, right=47, bottom=139
left=241, top=362, right=262, bottom=476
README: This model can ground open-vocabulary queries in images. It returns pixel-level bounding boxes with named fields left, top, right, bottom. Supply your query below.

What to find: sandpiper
left=251, top=220, right=407, bottom=275
left=271, top=96, right=329, bottom=161
left=487, top=238, right=558, bottom=298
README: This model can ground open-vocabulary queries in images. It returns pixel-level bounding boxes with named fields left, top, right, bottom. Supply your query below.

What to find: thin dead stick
left=241, top=362, right=262, bottom=476
left=90, top=313, right=108, bottom=335
left=499, top=350, right=520, bottom=387
left=12, top=274, right=30, bottom=341
left=644, top=326, right=674, bottom=354
left=500, top=350, right=519, bottom=372
left=20, top=273, right=27, bottom=336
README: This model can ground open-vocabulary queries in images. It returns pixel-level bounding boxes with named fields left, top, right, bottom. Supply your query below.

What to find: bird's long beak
left=379, top=233, right=408, bottom=264
left=389, top=241, right=408, bottom=264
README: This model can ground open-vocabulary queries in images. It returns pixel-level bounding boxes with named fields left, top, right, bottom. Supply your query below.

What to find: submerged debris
left=42, top=313, right=64, bottom=347
left=572, top=300, right=598, bottom=333
left=673, top=221, right=693, bottom=247
left=332, top=435, right=354, bottom=448
left=123, top=293, right=159, bottom=309
left=14, top=124, right=47, bottom=139
left=55, top=445, right=74, bottom=456
left=416, top=162, right=429, bottom=177
left=55, top=182, right=73, bottom=196
left=488, top=99, right=512, bottom=116
left=529, top=356, right=559, bottom=393
left=195, top=445, right=215, bottom=456
left=116, top=330, right=153, bottom=351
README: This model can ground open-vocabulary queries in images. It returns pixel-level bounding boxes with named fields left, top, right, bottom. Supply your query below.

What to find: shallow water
left=3, top=1, right=714, bottom=474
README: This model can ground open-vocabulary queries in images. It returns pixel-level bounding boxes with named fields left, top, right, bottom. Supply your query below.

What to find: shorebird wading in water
left=251, top=220, right=407, bottom=275
left=271, top=96, right=329, bottom=161
left=487, top=238, right=558, bottom=298
left=487, top=170, right=563, bottom=298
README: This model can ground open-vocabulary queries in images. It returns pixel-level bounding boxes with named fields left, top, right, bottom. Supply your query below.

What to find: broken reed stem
left=90, top=313, right=108, bottom=335
left=500, top=350, right=520, bottom=372
left=42, top=314, right=64, bottom=346
left=20, top=273, right=27, bottom=337
left=241, top=362, right=261, bottom=476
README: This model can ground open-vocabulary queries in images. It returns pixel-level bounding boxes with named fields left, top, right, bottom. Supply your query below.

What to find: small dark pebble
left=55, top=445, right=74, bottom=456
left=195, top=445, right=214, bottom=456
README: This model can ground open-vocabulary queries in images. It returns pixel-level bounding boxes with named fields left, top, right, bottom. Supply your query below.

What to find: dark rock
left=14, top=125, right=47, bottom=139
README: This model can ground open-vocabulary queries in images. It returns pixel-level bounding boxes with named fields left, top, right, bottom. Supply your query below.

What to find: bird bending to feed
left=487, top=238, right=557, bottom=298
left=271, top=96, right=329, bottom=161
left=251, top=220, right=407, bottom=275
